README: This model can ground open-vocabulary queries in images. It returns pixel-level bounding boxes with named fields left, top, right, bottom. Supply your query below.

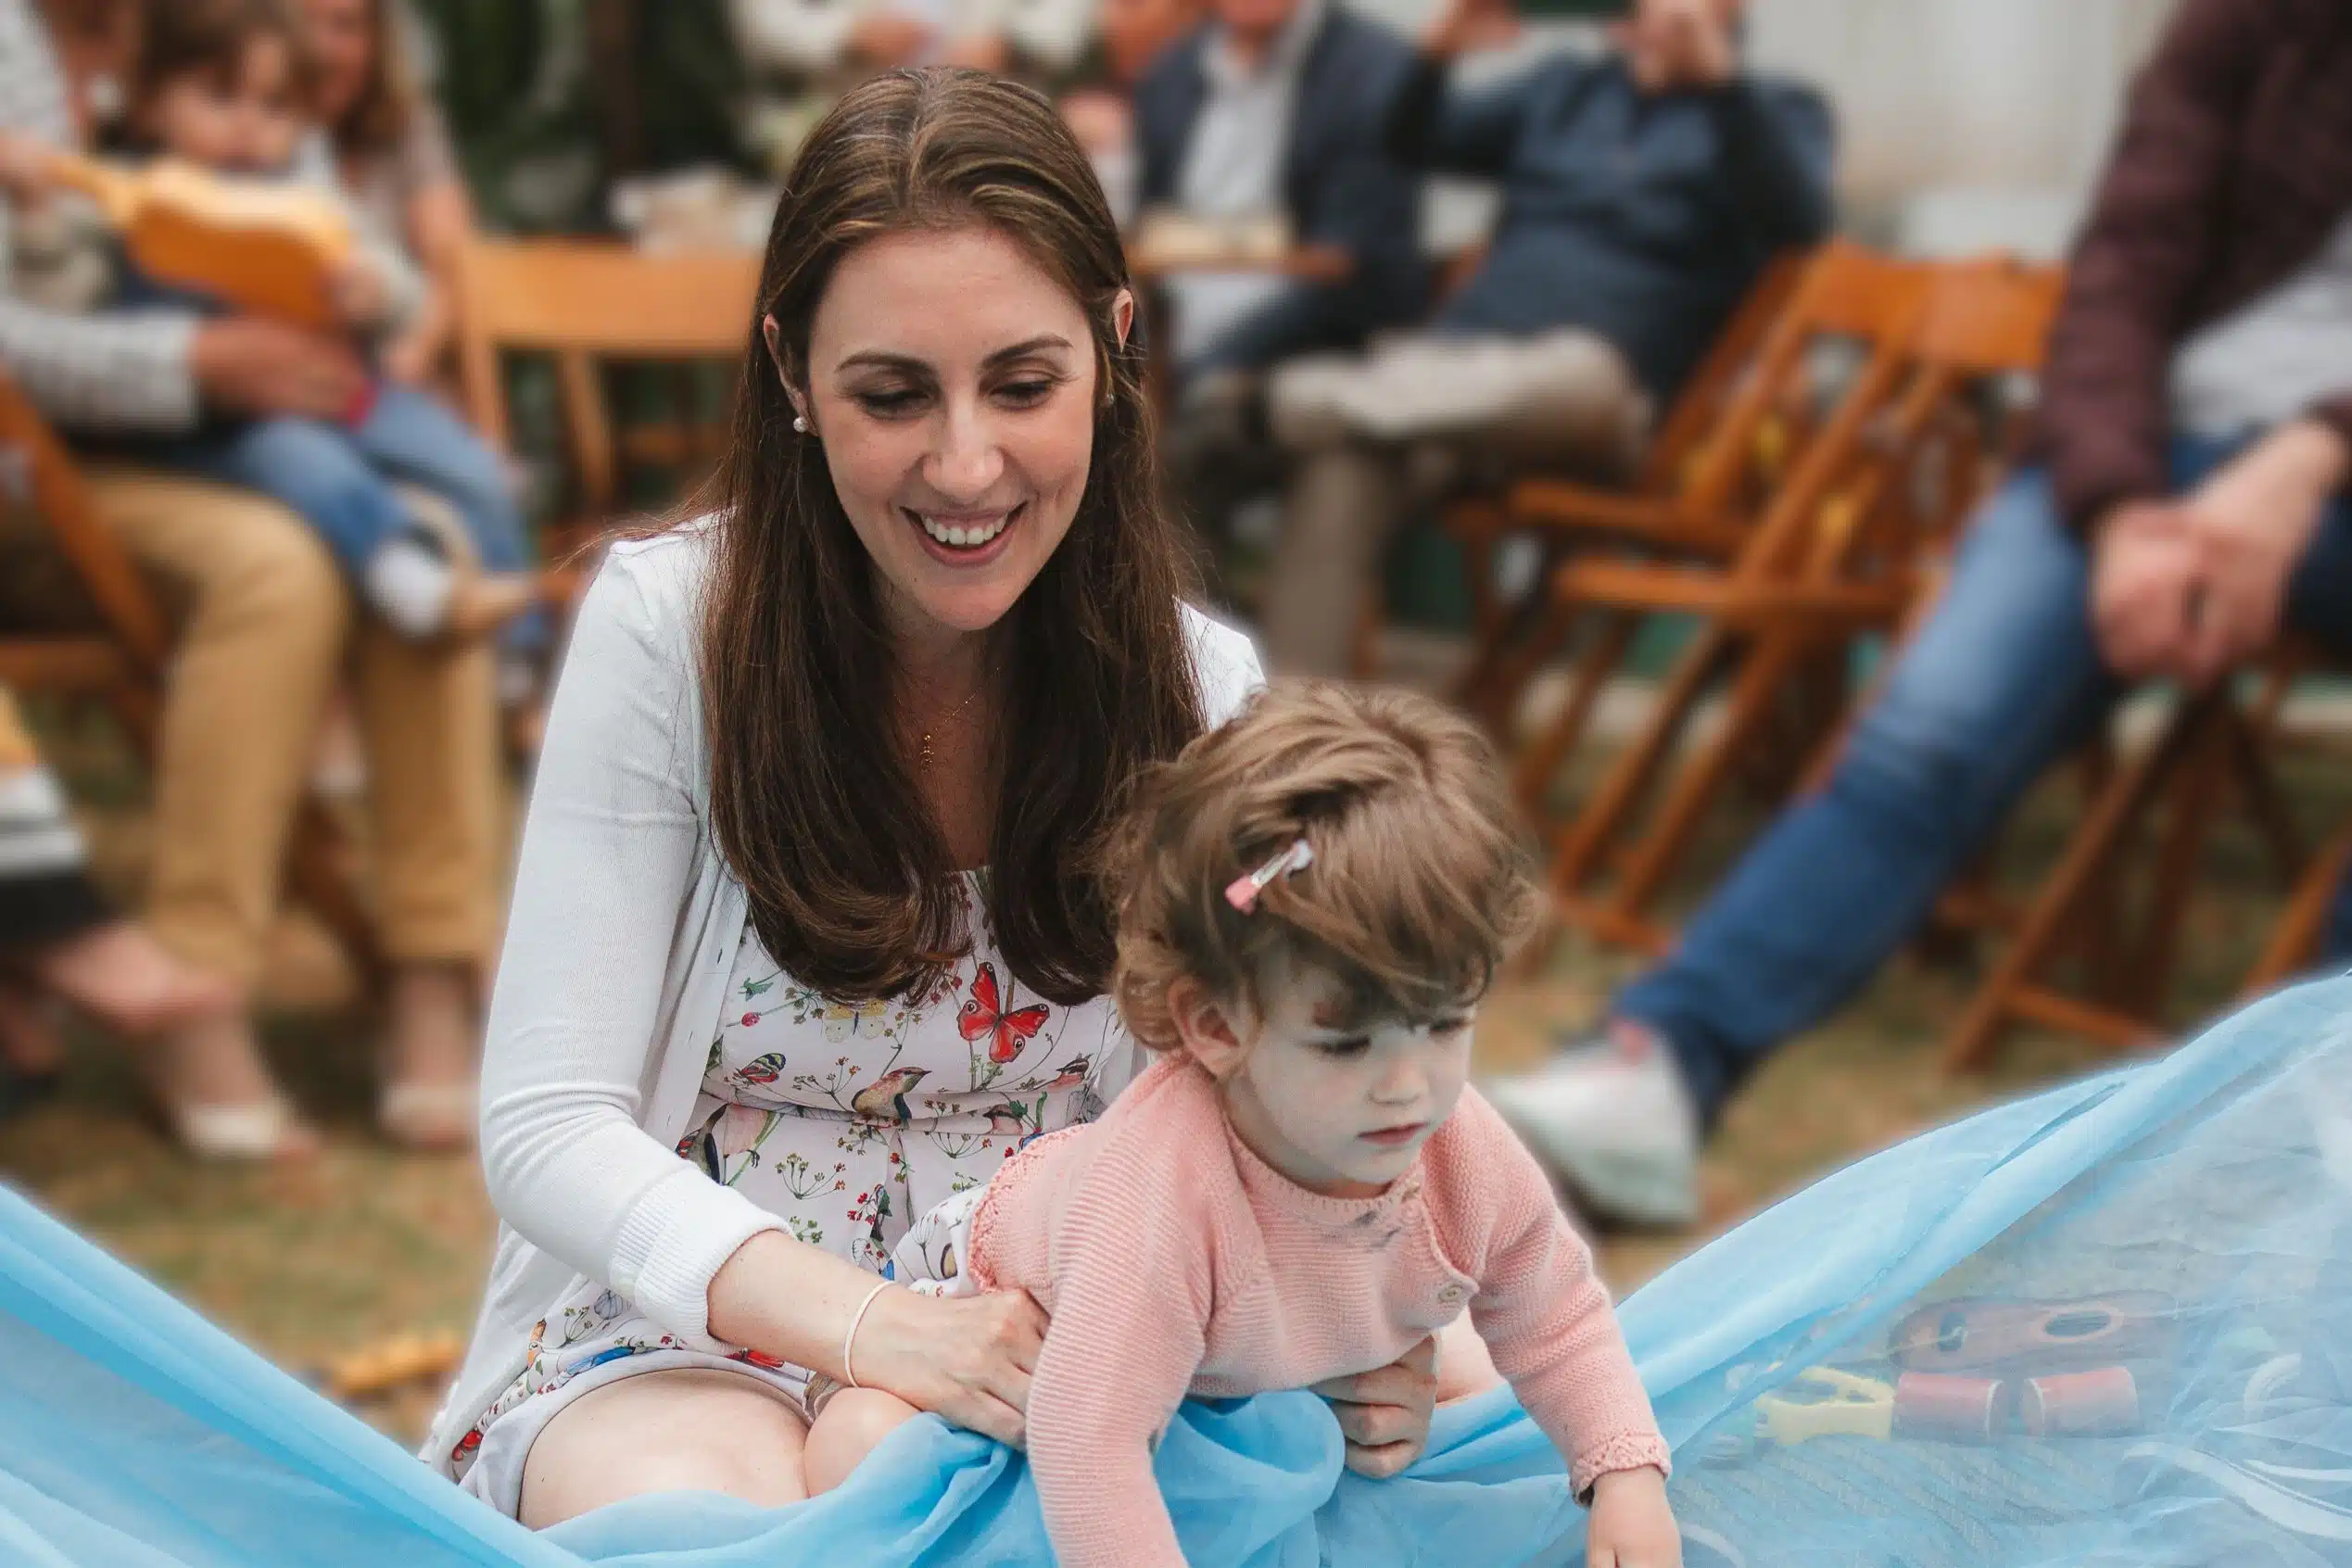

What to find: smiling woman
left=435, top=67, right=1456, bottom=1528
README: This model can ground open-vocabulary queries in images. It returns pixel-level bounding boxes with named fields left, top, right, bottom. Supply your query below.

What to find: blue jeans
left=145, top=386, right=548, bottom=651
left=1617, top=435, right=2352, bottom=1124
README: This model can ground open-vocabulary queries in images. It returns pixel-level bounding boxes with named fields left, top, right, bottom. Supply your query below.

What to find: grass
left=7, top=695, right=2345, bottom=1446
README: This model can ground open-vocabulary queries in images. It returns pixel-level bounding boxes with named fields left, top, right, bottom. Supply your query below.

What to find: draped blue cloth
left=6, top=976, right=2351, bottom=1566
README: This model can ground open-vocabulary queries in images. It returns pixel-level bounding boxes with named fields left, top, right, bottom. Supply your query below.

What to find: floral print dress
left=452, top=873, right=1123, bottom=1512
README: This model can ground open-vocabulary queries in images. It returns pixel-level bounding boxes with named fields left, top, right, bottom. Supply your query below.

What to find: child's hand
left=0, top=131, right=56, bottom=203
left=329, top=259, right=390, bottom=328
left=1586, top=1465, right=1681, bottom=1568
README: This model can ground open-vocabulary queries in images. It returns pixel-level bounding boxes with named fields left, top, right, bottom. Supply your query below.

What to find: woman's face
left=779, top=225, right=1128, bottom=650
left=299, top=0, right=375, bottom=128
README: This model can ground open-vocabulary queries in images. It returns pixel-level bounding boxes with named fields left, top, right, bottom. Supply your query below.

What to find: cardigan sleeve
left=476, top=539, right=784, bottom=1344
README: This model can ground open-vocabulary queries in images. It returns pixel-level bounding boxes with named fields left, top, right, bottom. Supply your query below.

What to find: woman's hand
left=847, top=1284, right=1046, bottom=1448
left=1587, top=1465, right=1681, bottom=1568
left=1310, top=1334, right=1439, bottom=1478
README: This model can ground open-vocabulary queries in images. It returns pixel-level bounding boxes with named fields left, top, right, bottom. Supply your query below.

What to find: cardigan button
left=1437, top=1283, right=1466, bottom=1306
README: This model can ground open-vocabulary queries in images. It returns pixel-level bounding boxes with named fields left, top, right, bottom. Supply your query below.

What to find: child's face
left=1209, top=956, right=1474, bottom=1199
left=149, top=35, right=305, bottom=173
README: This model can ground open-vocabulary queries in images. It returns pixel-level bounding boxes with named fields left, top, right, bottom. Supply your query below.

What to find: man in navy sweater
left=1257, top=0, right=1834, bottom=674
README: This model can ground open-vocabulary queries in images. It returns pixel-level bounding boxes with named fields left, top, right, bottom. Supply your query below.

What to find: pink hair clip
left=1225, top=838, right=1315, bottom=913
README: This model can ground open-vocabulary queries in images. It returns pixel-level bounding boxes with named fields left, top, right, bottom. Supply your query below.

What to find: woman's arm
left=477, top=548, right=788, bottom=1342
left=382, top=178, right=469, bottom=386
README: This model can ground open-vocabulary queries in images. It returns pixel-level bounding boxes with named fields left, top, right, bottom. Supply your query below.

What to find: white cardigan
left=424, top=525, right=1265, bottom=1471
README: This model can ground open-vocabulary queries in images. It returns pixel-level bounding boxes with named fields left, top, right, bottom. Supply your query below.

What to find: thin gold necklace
left=917, top=678, right=989, bottom=772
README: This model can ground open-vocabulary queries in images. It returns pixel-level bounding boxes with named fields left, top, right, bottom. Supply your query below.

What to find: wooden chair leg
left=1941, top=704, right=2207, bottom=1072
left=2118, top=700, right=2232, bottom=1017
left=286, top=803, right=386, bottom=993
left=1610, top=633, right=1808, bottom=919
left=2222, top=704, right=2306, bottom=884
left=2245, top=826, right=2352, bottom=994
left=1548, top=624, right=1728, bottom=894
left=1507, top=610, right=1632, bottom=819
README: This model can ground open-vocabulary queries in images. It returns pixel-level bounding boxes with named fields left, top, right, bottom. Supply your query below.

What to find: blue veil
left=5, top=975, right=2350, bottom=1567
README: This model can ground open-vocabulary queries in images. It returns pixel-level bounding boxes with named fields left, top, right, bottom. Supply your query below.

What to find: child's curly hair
left=1106, top=680, right=1539, bottom=1052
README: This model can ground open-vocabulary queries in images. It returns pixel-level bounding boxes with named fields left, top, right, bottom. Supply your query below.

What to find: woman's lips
left=904, top=502, right=1024, bottom=568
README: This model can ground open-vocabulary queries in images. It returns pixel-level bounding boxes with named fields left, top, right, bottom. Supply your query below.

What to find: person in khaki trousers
left=1, top=0, right=499, bottom=1158
left=0, top=682, right=237, bottom=1106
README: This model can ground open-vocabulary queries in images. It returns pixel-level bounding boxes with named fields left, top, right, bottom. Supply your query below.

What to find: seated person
left=0, top=0, right=537, bottom=649
left=1258, top=0, right=1833, bottom=675
left=0, top=681, right=234, bottom=1113
left=1484, top=0, right=2352, bottom=1229
left=1132, top=0, right=1426, bottom=577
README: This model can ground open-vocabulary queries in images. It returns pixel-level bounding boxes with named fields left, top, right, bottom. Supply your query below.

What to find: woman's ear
left=762, top=313, right=813, bottom=427
left=1168, top=976, right=1250, bottom=1081
left=1110, top=289, right=1135, bottom=351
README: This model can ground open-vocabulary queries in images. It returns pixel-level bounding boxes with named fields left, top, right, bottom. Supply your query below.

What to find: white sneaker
left=1482, top=1022, right=1701, bottom=1227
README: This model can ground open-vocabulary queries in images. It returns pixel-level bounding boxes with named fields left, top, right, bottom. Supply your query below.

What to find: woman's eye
left=854, top=389, right=926, bottom=416
left=994, top=379, right=1058, bottom=407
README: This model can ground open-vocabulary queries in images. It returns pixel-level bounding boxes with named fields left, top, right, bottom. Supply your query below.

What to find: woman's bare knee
left=518, top=1369, right=811, bottom=1528
left=803, top=1387, right=922, bottom=1496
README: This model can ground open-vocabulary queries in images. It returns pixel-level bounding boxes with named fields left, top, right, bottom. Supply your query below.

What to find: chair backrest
left=0, top=371, right=171, bottom=674
left=454, top=238, right=763, bottom=518
left=1637, top=248, right=1808, bottom=495
left=1795, top=255, right=2067, bottom=578
left=1670, top=242, right=1932, bottom=529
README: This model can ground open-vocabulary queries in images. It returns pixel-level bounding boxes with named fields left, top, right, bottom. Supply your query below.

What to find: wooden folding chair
left=1531, top=255, right=2064, bottom=961
left=0, top=370, right=384, bottom=983
left=454, top=238, right=763, bottom=581
left=1435, top=250, right=1812, bottom=726
left=1941, top=643, right=2326, bottom=1069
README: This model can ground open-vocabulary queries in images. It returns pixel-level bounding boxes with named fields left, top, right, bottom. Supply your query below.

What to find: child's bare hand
left=329, top=259, right=389, bottom=327
left=1587, top=1465, right=1681, bottom=1568
left=0, top=130, right=55, bottom=202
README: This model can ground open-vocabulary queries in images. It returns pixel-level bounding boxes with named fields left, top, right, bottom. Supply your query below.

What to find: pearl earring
left=792, top=415, right=808, bottom=434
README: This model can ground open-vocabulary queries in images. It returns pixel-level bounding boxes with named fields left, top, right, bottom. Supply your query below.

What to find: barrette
left=1225, top=838, right=1314, bottom=913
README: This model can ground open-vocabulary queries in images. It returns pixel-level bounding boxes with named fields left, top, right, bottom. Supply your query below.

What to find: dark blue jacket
left=1387, top=53, right=1836, bottom=398
left=1134, top=6, right=1429, bottom=379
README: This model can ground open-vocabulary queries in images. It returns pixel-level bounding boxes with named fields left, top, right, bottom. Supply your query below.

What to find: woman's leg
left=88, top=470, right=344, bottom=1157
left=803, top=1387, right=924, bottom=1495
left=349, top=595, right=500, bottom=1146
left=518, top=1368, right=815, bottom=1526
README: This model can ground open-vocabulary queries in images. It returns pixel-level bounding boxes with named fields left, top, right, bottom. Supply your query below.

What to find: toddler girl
left=0, top=0, right=537, bottom=648
left=811, top=681, right=1681, bottom=1568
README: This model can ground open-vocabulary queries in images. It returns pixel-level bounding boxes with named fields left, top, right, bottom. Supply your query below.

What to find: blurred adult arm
left=1382, top=0, right=1550, bottom=182
left=2041, top=0, right=2272, bottom=536
left=1697, top=76, right=1835, bottom=249
left=381, top=102, right=474, bottom=386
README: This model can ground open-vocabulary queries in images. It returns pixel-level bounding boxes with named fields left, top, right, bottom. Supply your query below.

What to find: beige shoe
left=443, top=572, right=545, bottom=641
left=378, top=1080, right=477, bottom=1153
left=168, top=1096, right=322, bottom=1164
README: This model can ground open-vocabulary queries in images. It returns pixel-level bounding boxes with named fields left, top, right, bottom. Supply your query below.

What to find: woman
left=299, top=0, right=468, bottom=388
left=429, top=68, right=1455, bottom=1523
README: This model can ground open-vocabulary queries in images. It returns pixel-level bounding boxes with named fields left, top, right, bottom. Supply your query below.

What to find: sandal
left=166, top=1095, right=322, bottom=1164
left=378, top=1080, right=477, bottom=1152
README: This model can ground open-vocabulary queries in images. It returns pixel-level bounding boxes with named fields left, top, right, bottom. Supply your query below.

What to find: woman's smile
left=907, top=501, right=1028, bottom=564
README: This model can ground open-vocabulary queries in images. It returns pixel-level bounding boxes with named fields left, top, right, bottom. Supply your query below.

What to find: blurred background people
left=0, top=684, right=234, bottom=1115
left=1256, top=0, right=1835, bottom=676
left=0, top=0, right=502, bottom=1159
left=1134, top=0, right=1427, bottom=587
left=729, top=0, right=1096, bottom=166
left=1486, top=0, right=2352, bottom=1230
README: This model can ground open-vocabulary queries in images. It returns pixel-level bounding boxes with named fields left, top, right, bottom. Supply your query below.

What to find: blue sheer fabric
left=5, top=975, right=2350, bottom=1566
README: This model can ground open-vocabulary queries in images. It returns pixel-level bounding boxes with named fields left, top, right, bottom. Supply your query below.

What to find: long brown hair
left=322, top=0, right=416, bottom=158
left=701, top=68, right=1206, bottom=1007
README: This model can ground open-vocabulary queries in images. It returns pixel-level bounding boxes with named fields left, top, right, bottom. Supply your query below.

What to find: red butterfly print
left=958, top=961, right=1050, bottom=1063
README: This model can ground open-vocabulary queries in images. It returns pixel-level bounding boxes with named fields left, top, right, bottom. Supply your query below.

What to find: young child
left=0, top=0, right=537, bottom=648
left=810, top=682, right=1682, bottom=1568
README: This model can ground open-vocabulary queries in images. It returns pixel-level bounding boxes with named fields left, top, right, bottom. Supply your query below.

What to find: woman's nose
left=924, top=407, right=1005, bottom=501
